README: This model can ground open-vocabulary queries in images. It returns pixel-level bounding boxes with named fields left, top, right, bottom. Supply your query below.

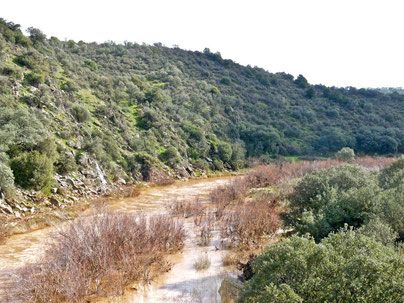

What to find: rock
left=14, top=203, right=29, bottom=213
left=0, top=200, right=13, bottom=214
left=49, top=197, right=61, bottom=207
left=51, top=187, right=58, bottom=194
left=219, top=277, right=243, bottom=303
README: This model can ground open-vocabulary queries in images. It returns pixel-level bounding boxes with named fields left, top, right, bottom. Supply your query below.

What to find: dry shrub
left=152, top=174, right=175, bottom=186
left=169, top=197, right=205, bottom=218
left=194, top=213, right=215, bottom=246
left=193, top=254, right=211, bottom=271
left=353, top=156, right=396, bottom=170
left=222, top=252, right=238, bottom=267
left=5, top=209, right=185, bottom=303
left=209, top=178, right=249, bottom=219
left=220, top=199, right=280, bottom=248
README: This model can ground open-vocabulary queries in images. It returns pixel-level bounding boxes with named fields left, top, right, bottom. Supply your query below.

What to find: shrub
left=378, top=156, right=404, bottom=189
left=284, top=165, right=377, bottom=241
left=24, top=71, right=45, bottom=87
left=218, top=142, right=232, bottom=163
left=193, top=254, right=211, bottom=271
left=71, top=104, right=90, bottom=123
left=169, top=198, right=205, bottom=218
left=359, top=218, right=398, bottom=245
left=159, top=146, right=181, bottom=166
left=10, top=151, right=54, bottom=191
left=241, top=230, right=403, bottom=303
left=13, top=53, right=37, bottom=69
left=220, top=198, right=280, bottom=248
left=0, top=159, right=15, bottom=197
left=335, top=147, right=355, bottom=162
left=6, top=210, right=185, bottom=302
left=56, top=151, right=77, bottom=175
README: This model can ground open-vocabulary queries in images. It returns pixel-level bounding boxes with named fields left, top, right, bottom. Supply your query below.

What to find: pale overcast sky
left=2, top=0, right=403, bottom=88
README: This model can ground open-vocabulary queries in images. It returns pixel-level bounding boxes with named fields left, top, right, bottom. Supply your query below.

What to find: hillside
left=0, top=19, right=403, bottom=201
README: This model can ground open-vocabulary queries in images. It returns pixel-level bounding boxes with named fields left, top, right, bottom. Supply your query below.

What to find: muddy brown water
left=0, top=176, right=238, bottom=303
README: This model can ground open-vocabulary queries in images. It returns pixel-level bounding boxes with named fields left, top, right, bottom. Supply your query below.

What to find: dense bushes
left=284, top=159, right=403, bottom=241
left=241, top=230, right=403, bottom=303
left=0, top=18, right=403, bottom=193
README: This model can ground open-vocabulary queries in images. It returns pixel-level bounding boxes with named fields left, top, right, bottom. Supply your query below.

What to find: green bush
left=10, top=151, right=54, bottom=191
left=24, top=71, right=45, bottom=87
left=241, top=230, right=403, bottom=303
left=159, top=146, right=181, bottom=166
left=56, top=151, right=77, bottom=175
left=13, top=53, right=37, bottom=69
left=71, top=104, right=90, bottom=123
left=218, top=142, right=232, bottom=163
left=335, top=147, right=355, bottom=162
left=0, top=159, right=15, bottom=198
left=285, top=163, right=403, bottom=242
left=379, top=156, right=404, bottom=189
left=285, top=165, right=377, bottom=240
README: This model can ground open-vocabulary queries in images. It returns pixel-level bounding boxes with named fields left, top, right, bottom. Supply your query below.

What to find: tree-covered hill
left=0, top=19, right=403, bottom=196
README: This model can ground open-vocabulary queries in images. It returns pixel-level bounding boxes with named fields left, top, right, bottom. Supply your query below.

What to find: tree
left=335, top=147, right=355, bottom=162
left=27, top=27, right=46, bottom=44
left=294, top=74, right=309, bottom=88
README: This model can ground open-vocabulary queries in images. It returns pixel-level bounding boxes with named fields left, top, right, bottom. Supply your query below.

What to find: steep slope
left=0, top=19, right=403, bottom=200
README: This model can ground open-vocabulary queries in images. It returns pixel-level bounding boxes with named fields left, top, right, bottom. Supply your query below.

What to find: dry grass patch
left=193, top=254, right=211, bottom=271
left=4, top=209, right=185, bottom=303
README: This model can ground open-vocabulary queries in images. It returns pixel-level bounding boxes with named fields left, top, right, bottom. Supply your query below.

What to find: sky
left=2, top=0, right=404, bottom=88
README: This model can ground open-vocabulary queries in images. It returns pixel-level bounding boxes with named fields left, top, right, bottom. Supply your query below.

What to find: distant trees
left=0, top=17, right=402, bottom=193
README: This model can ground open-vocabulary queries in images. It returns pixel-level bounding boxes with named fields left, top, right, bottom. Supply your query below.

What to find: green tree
left=27, top=27, right=46, bottom=44
left=335, top=147, right=355, bottom=162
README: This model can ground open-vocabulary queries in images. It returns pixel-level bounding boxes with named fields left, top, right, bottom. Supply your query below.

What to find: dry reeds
left=4, top=209, right=185, bottom=303
left=220, top=198, right=280, bottom=249
left=169, top=197, right=205, bottom=218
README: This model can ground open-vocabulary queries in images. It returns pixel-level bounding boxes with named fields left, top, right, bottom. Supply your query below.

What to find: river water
left=0, top=176, right=237, bottom=303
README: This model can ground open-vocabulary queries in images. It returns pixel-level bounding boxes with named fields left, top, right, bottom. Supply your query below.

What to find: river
left=0, top=176, right=238, bottom=303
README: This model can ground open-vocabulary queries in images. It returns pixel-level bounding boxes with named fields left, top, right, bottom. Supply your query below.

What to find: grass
left=3, top=208, right=185, bottom=303
left=193, top=254, right=211, bottom=271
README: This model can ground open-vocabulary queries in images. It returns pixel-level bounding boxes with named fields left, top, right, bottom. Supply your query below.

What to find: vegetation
left=234, top=158, right=403, bottom=303
left=193, top=254, right=211, bottom=271
left=0, top=18, right=402, bottom=197
left=241, top=230, right=403, bottom=303
left=6, top=209, right=184, bottom=302
left=284, top=158, right=403, bottom=241
left=335, top=146, right=355, bottom=161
